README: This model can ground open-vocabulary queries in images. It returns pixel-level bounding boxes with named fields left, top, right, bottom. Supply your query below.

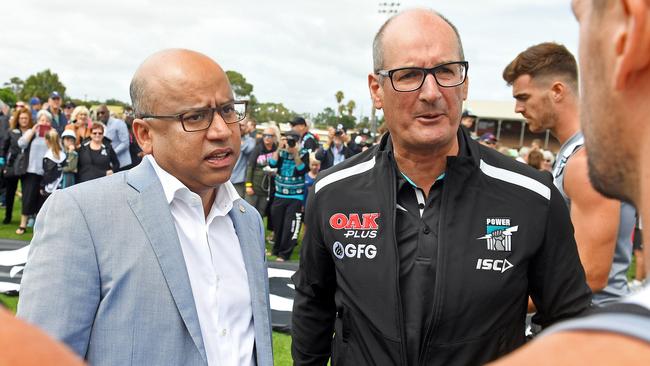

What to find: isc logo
left=332, top=241, right=377, bottom=260
left=475, top=258, right=514, bottom=273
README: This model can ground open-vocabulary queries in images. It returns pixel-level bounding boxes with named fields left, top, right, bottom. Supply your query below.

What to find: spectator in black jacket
left=76, top=122, right=119, bottom=183
left=315, top=126, right=354, bottom=171
left=1, top=108, right=32, bottom=224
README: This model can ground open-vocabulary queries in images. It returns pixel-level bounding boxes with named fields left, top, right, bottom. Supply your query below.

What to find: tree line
left=2, top=69, right=373, bottom=130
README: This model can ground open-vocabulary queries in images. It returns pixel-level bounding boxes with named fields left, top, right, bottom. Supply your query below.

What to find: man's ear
left=132, top=119, right=153, bottom=155
left=368, top=73, right=384, bottom=109
left=613, top=0, right=650, bottom=90
left=550, top=81, right=566, bottom=102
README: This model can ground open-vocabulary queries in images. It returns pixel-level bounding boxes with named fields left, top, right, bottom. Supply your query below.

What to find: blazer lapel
left=126, top=159, right=208, bottom=364
left=228, top=201, right=272, bottom=363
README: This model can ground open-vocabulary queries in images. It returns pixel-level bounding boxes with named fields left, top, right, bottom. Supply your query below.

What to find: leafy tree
left=313, top=107, right=338, bottom=128
left=0, top=88, right=17, bottom=106
left=346, top=100, right=356, bottom=117
left=105, top=98, right=130, bottom=107
left=19, top=69, right=66, bottom=102
left=252, top=102, right=295, bottom=123
left=335, top=90, right=344, bottom=104
left=3, top=77, right=24, bottom=96
left=226, top=70, right=254, bottom=98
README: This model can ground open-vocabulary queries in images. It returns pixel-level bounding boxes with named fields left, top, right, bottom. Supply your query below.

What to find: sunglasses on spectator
left=91, top=131, right=103, bottom=135
left=97, top=111, right=107, bottom=115
left=263, top=134, right=275, bottom=138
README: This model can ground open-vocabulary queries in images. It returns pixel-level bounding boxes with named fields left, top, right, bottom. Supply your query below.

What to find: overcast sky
left=1, top=0, right=578, bottom=118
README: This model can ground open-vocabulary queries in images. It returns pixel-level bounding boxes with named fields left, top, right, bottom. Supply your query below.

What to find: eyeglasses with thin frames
left=376, top=61, right=469, bottom=92
left=137, top=101, right=247, bottom=132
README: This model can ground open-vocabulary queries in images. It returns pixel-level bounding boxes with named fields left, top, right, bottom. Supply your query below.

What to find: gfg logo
left=332, top=241, right=377, bottom=260
left=475, top=258, right=514, bottom=273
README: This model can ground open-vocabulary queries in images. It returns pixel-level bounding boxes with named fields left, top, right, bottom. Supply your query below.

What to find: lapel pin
left=239, top=204, right=246, bottom=213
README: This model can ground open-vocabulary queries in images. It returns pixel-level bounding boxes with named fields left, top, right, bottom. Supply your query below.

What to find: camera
left=286, top=136, right=297, bottom=148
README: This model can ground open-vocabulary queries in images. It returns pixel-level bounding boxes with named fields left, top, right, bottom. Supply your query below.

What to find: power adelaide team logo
left=477, top=217, right=518, bottom=252
left=329, top=212, right=380, bottom=239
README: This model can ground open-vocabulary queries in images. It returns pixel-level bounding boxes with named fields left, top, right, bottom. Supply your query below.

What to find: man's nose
left=418, top=73, right=443, bottom=103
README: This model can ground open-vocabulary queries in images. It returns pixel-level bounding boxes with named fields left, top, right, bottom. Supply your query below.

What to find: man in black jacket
left=291, top=8, right=591, bottom=366
left=316, top=126, right=354, bottom=171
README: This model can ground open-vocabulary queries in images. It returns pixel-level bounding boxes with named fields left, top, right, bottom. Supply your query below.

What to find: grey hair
left=372, top=9, right=465, bottom=73
left=129, top=75, right=152, bottom=117
left=36, top=109, right=53, bottom=122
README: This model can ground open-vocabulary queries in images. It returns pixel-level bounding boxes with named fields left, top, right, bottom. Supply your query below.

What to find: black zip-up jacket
left=292, top=128, right=591, bottom=366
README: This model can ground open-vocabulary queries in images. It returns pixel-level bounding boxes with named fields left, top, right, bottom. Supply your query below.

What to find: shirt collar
left=146, top=155, right=238, bottom=216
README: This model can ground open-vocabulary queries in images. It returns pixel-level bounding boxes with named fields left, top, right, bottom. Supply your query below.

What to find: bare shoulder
left=0, top=309, right=85, bottom=365
left=488, top=330, right=650, bottom=365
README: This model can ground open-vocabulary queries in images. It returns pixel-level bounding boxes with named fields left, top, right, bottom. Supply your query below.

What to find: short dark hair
left=503, top=42, right=578, bottom=92
left=373, top=9, right=465, bottom=73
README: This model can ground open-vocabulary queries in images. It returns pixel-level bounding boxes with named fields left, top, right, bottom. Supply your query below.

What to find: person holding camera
left=316, top=125, right=354, bottom=171
left=268, top=130, right=309, bottom=261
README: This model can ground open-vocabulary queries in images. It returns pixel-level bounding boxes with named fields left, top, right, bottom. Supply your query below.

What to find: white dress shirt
left=147, top=155, right=255, bottom=366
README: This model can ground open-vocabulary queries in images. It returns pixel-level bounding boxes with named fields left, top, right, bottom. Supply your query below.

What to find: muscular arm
left=564, top=149, right=620, bottom=292
left=488, top=331, right=650, bottom=366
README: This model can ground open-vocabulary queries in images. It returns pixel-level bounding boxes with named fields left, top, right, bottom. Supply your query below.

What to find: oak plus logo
left=329, top=212, right=379, bottom=239
left=477, top=217, right=518, bottom=252
left=332, top=241, right=377, bottom=260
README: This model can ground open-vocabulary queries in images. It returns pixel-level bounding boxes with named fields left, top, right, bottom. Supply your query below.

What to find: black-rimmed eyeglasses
left=376, top=61, right=469, bottom=92
left=137, top=101, right=247, bottom=132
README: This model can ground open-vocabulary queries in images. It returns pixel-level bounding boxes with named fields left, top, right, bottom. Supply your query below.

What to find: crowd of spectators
left=0, top=93, right=142, bottom=235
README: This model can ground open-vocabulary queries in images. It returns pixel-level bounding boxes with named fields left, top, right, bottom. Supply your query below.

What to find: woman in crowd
left=65, top=105, right=92, bottom=148
left=2, top=108, right=33, bottom=224
left=40, top=129, right=66, bottom=198
left=15, top=110, right=52, bottom=234
left=245, top=125, right=278, bottom=217
left=76, top=122, right=119, bottom=183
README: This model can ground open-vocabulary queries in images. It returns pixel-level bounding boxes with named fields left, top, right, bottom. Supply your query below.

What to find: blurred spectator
left=461, top=109, right=478, bottom=139
left=268, top=130, right=309, bottom=261
left=40, top=129, right=66, bottom=198
left=479, top=132, right=497, bottom=149
left=2, top=108, right=33, bottom=224
left=353, top=128, right=375, bottom=154
left=77, top=122, right=119, bottom=183
left=97, top=105, right=131, bottom=171
left=530, top=138, right=543, bottom=150
left=46, top=91, right=67, bottom=134
left=517, top=146, right=530, bottom=164
left=631, top=216, right=645, bottom=289
left=542, top=150, right=555, bottom=172
left=123, top=107, right=143, bottom=169
left=245, top=126, right=278, bottom=217
left=60, top=130, right=78, bottom=188
left=63, top=101, right=76, bottom=122
left=16, top=109, right=52, bottom=235
left=527, top=149, right=544, bottom=170
left=290, top=116, right=319, bottom=152
left=246, top=118, right=257, bottom=139
left=65, top=106, right=92, bottom=148
left=29, top=97, right=41, bottom=120
left=303, top=155, right=320, bottom=204
left=316, top=125, right=354, bottom=171
left=231, top=118, right=256, bottom=197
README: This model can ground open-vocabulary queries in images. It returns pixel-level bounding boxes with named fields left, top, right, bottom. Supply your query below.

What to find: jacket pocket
left=332, top=303, right=401, bottom=366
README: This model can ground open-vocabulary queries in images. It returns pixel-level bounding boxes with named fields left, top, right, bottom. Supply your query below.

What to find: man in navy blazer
left=17, top=49, right=273, bottom=366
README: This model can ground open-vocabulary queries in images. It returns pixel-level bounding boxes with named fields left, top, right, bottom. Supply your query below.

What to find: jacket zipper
left=418, top=164, right=451, bottom=365
left=390, top=163, right=409, bottom=366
